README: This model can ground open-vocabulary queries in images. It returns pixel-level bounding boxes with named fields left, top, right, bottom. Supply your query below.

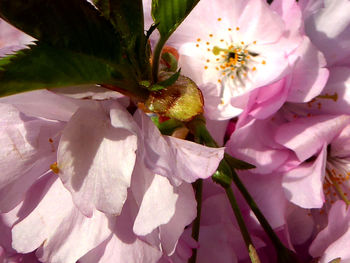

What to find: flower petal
left=0, top=103, right=63, bottom=212
left=10, top=176, right=111, bottom=263
left=133, top=174, right=178, bottom=236
left=310, top=200, right=350, bottom=262
left=282, top=144, right=327, bottom=208
left=135, top=111, right=224, bottom=183
left=275, top=115, right=350, bottom=162
left=58, top=102, right=137, bottom=216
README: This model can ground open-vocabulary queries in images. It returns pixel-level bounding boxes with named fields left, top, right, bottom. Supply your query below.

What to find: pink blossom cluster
left=1, top=0, right=350, bottom=262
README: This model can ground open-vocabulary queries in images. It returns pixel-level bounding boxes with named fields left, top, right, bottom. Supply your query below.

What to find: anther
left=50, top=162, right=60, bottom=174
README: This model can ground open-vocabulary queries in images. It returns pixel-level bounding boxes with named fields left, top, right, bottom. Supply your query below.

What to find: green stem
left=152, top=37, right=167, bottom=83
left=186, top=115, right=218, bottom=147
left=225, top=186, right=261, bottom=263
left=188, top=179, right=203, bottom=263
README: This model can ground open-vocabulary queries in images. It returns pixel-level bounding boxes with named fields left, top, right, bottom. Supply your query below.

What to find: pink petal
left=0, top=18, right=34, bottom=50
left=305, top=0, right=350, bottom=66
left=227, top=118, right=290, bottom=174
left=135, top=111, right=224, bottom=183
left=238, top=0, right=284, bottom=45
left=286, top=203, right=314, bottom=245
left=275, top=115, right=350, bottom=162
left=158, top=182, right=196, bottom=255
left=197, top=224, right=239, bottom=263
left=241, top=172, right=287, bottom=229
left=79, top=234, right=162, bottom=263
left=249, top=78, right=290, bottom=120
left=0, top=90, right=92, bottom=122
left=50, top=85, right=124, bottom=101
left=58, top=102, right=137, bottom=216
left=79, top=196, right=163, bottom=263
left=286, top=37, right=329, bottom=103
left=201, top=83, right=243, bottom=120
left=282, top=144, right=327, bottom=208
left=299, top=0, right=324, bottom=20
left=0, top=103, right=63, bottom=212
left=165, top=136, right=224, bottom=182
left=310, top=200, right=350, bottom=262
left=331, top=124, right=350, bottom=158
left=271, top=0, right=303, bottom=52
left=133, top=174, right=178, bottom=236
left=309, top=67, right=350, bottom=115
left=10, top=177, right=111, bottom=263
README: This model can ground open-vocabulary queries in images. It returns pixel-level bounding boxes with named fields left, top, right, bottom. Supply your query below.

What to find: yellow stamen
left=50, top=162, right=60, bottom=174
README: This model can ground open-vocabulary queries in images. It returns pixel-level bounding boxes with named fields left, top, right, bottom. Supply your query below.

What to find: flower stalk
left=225, top=186, right=261, bottom=263
left=152, top=37, right=167, bottom=83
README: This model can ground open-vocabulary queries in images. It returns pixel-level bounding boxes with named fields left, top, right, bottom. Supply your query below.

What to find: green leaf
left=93, top=0, right=151, bottom=79
left=0, top=0, right=147, bottom=97
left=149, top=69, right=181, bottom=91
left=151, top=0, right=200, bottom=39
left=0, top=0, right=122, bottom=63
left=149, top=84, right=165, bottom=91
left=93, top=0, right=144, bottom=43
left=158, top=69, right=181, bottom=86
left=0, top=44, right=126, bottom=97
left=224, top=153, right=256, bottom=170
left=150, top=69, right=181, bottom=91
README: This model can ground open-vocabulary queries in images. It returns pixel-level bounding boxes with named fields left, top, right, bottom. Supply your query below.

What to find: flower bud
left=145, top=73, right=204, bottom=122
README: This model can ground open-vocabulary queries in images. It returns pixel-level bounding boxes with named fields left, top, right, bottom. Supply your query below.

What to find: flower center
left=324, top=155, right=350, bottom=206
left=210, top=43, right=260, bottom=82
left=194, top=19, right=267, bottom=103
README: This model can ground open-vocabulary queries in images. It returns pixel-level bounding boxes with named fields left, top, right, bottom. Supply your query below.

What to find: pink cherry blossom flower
left=276, top=115, right=350, bottom=209
left=168, top=0, right=307, bottom=119
left=0, top=87, right=225, bottom=262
